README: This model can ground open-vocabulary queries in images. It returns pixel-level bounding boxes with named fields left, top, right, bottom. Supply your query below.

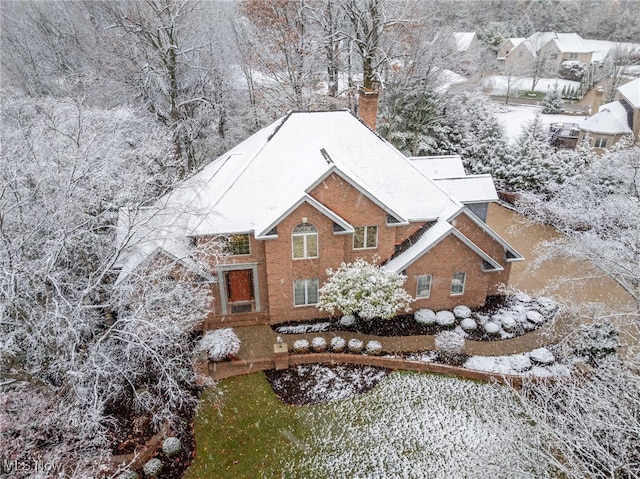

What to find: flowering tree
left=317, top=258, right=413, bottom=320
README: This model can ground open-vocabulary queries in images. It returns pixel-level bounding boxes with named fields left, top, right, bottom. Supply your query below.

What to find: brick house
left=116, top=110, right=522, bottom=328
left=578, top=77, right=639, bottom=152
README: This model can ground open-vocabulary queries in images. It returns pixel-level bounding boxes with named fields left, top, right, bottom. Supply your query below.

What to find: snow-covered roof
left=618, top=77, right=640, bottom=109
left=382, top=219, right=503, bottom=273
left=116, top=110, right=519, bottom=282
left=434, top=175, right=499, bottom=204
left=453, top=32, right=476, bottom=52
left=582, top=39, right=640, bottom=64
left=580, top=101, right=632, bottom=134
left=409, top=155, right=466, bottom=179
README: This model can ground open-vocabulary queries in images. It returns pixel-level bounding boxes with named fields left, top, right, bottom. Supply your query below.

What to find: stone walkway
left=220, top=203, right=637, bottom=373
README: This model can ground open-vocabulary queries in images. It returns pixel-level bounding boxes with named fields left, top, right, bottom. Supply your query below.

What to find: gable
left=449, top=209, right=523, bottom=262
left=308, top=171, right=404, bottom=226
left=382, top=219, right=503, bottom=273
left=255, top=194, right=353, bottom=239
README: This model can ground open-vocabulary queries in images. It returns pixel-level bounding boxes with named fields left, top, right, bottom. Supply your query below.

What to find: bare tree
left=518, top=144, right=640, bottom=310
left=483, top=357, right=640, bottom=479
left=0, top=93, right=214, bottom=477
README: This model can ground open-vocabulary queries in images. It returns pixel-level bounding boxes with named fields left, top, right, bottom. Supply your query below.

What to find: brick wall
left=199, top=179, right=511, bottom=325
left=405, top=234, right=490, bottom=310
left=451, top=211, right=512, bottom=295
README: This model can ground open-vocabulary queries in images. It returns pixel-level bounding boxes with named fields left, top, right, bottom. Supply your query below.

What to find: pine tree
left=542, top=82, right=563, bottom=114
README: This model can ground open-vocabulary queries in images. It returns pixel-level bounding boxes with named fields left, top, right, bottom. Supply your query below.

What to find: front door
left=226, top=269, right=254, bottom=303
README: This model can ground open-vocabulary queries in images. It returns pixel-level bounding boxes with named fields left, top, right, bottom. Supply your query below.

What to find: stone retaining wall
left=204, top=353, right=529, bottom=387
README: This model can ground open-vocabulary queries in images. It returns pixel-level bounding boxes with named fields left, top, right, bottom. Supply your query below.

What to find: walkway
left=206, top=203, right=637, bottom=379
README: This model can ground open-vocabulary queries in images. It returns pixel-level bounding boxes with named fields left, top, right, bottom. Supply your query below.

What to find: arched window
left=292, top=223, right=318, bottom=259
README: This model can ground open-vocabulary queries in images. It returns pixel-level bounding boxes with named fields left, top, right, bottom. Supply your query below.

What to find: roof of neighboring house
left=582, top=39, right=640, bottom=63
left=116, top=110, right=519, bottom=281
left=453, top=32, right=476, bottom=52
left=618, top=77, right=640, bottom=109
left=580, top=101, right=632, bottom=135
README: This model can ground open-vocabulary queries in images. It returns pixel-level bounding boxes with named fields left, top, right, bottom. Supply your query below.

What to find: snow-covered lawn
left=282, top=372, right=519, bottom=479
left=494, top=103, right=587, bottom=142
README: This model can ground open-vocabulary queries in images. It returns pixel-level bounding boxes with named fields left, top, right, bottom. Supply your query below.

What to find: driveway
left=486, top=203, right=638, bottom=355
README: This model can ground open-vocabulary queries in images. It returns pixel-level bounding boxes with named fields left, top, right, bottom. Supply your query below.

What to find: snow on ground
left=485, top=75, right=580, bottom=96
left=269, top=364, right=388, bottom=405
left=494, top=103, right=587, bottom=142
left=280, top=372, right=519, bottom=479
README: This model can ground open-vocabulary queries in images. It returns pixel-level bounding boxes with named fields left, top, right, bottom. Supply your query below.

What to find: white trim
left=450, top=272, right=467, bottom=296
left=255, top=194, right=354, bottom=239
left=293, top=278, right=320, bottom=306
left=416, top=274, right=432, bottom=299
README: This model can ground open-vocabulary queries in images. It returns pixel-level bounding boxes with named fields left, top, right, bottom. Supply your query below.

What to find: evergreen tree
left=542, top=82, right=563, bottom=114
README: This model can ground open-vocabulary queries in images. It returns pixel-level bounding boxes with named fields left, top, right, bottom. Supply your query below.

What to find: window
left=292, top=223, right=318, bottom=259
left=450, top=272, right=466, bottom=295
left=416, top=274, right=432, bottom=298
left=549, top=53, right=558, bottom=60
left=594, top=137, right=608, bottom=148
left=570, top=52, right=578, bottom=59
left=227, top=233, right=250, bottom=255
left=353, top=225, right=378, bottom=249
left=294, top=278, right=319, bottom=306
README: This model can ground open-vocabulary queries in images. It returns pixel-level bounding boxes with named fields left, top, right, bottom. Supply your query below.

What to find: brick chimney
left=358, top=87, right=380, bottom=131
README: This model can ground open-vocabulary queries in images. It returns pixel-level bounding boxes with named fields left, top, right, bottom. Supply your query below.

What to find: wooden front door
left=226, top=269, right=254, bottom=303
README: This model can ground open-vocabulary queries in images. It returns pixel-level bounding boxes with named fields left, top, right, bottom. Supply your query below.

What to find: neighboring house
left=116, top=110, right=522, bottom=329
left=498, top=32, right=639, bottom=75
left=453, top=32, right=480, bottom=74
left=578, top=77, right=639, bottom=151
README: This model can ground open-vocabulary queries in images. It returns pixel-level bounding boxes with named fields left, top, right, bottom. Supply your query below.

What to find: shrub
left=573, top=319, right=619, bottom=364
left=311, top=337, right=328, bottom=353
left=198, top=328, right=241, bottom=362
left=529, top=347, right=555, bottom=365
left=509, top=354, right=532, bottom=372
left=484, top=321, right=500, bottom=335
left=435, top=330, right=466, bottom=365
left=347, top=338, right=364, bottom=353
left=142, top=458, right=163, bottom=478
left=460, top=317, right=477, bottom=332
left=330, top=336, right=346, bottom=352
left=339, top=314, right=357, bottom=327
left=162, top=437, right=181, bottom=458
left=526, top=310, right=544, bottom=325
left=414, top=309, right=436, bottom=325
left=318, top=258, right=413, bottom=320
left=293, top=339, right=310, bottom=354
left=365, top=340, right=383, bottom=355
left=501, top=315, right=517, bottom=331
left=453, top=305, right=472, bottom=319
left=435, top=310, right=456, bottom=328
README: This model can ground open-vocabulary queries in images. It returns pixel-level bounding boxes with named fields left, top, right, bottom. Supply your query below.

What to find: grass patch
left=185, top=370, right=523, bottom=478
left=183, top=373, right=309, bottom=478
left=515, top=90, right=545, bottom=100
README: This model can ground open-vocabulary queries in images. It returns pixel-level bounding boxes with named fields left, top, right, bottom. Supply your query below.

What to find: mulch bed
left=265, top=363, right=391, bottom=406
left=272, top=296, right=521, bottom=339
left=105, top=396, right=198, bottom=479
